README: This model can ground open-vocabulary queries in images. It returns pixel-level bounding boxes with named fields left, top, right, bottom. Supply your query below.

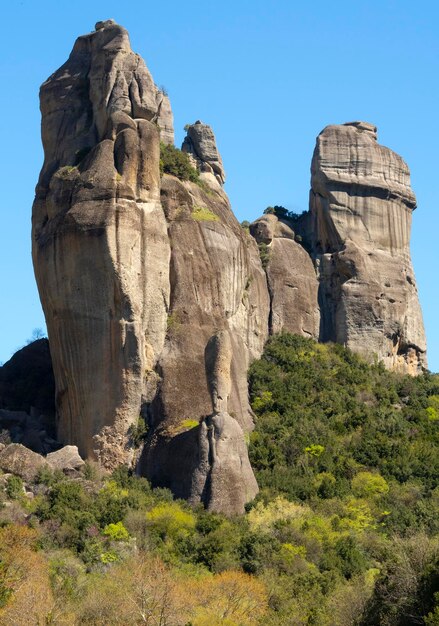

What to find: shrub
left=146, top=502, right=196, bottom=542
left=159, top=143, right=199, bottom=182
left=5, top=475, right=23, bottom=500
left=103, top=522, right=130, bottom=542
left=258, top=242, right=270, bottom=269
left=351, top=472, right=389, bottom=498
left=128, top=417, right=148, bottom=447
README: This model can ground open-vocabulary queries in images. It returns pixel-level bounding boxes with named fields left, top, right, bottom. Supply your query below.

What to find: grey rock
left=182, top=121, right=226, bottom=186
left=191, top=412, right=259, bottom=514
left=33, top=21, right=172, bottom=467
left=140, top=174, right=269, bottom=512
left=0, top=444, right=48, bottom=481
left=309, top=121, right=427, bottom=374
left=250, top=214, right=320, bottom=338
left=47, top=445, right=85, bottom=473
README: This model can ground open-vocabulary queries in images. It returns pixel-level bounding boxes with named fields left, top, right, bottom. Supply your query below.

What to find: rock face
left=182, top=122, right=226, bottom=186
left=32, top=21, right=427, bottom=514
left=309, top=122, right=427, bottom=374
left=32, top=21, right=172, bottom=467
left=250, top=214, right=320, bottom=338
left=33, top=21, right=266, bottom=514
left=140, top=174, right=267, bottom=513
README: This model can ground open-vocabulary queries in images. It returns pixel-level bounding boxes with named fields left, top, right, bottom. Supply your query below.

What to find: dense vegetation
left=1, top=334, right=438, bottom=624
left=248, top=335, right=439, bottom=624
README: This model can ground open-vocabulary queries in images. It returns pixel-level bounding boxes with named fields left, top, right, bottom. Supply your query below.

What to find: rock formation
left=250, top=214, right=320, bottom=338
left=182, top=121, right=226, bottom=186
left=309, top=122, right=426, bottom=374
left=32, top=20, right=267, bottom=514
left=31, top=21, right=427, bottom=514
left=33, top=20, right=172, bottom=468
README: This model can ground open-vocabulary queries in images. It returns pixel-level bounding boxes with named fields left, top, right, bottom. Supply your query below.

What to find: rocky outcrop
left=0, top=339, right=55, bottom=416
left=182, top=122, right=226, bottom=187
left=140, top=174, right=267, bottom=513
left=33, top=21, right=267, bottom=514
left=31, top=21, right=427, bottom=514
left=309, top=122, right=427, bottom=374
left=250, top=214, right=320, bottom=338
left=32, top=20, right=172, bottom=467
left=47, top=445, right=85, bottom=473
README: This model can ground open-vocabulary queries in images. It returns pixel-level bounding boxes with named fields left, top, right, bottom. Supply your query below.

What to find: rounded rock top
left=95, top=19, right=116, bottom=30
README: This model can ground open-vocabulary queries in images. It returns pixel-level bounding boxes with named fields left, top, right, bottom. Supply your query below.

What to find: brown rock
left=310, top=121, right=427, bottom=373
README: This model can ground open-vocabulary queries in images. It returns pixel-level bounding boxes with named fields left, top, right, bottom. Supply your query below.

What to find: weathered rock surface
left=182, top=121, right=226, bottom=187
left=47, top=445, right=85, bottom=473
left=0, top=444, right=49, bottom=481
left=140, top=174, right=268, bottom=513
left=33, top=21, right=267, bottom=514
left=309, top=122, right=427, bottom=373
left=250, top=214, right=320, bottom=338
left=32, top=21, right=172, bottom=467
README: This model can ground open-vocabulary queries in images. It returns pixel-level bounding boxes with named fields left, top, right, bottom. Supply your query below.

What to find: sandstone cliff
left=249, top=214, right=320, bottom=339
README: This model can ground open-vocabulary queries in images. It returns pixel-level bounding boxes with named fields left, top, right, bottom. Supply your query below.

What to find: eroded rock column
left=32, top=21, right=172, bottom=465
left=310, top=121, right=427, bottom=374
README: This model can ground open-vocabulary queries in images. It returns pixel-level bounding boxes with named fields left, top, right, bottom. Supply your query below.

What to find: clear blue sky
left=1, top=0, right=438, bottom=370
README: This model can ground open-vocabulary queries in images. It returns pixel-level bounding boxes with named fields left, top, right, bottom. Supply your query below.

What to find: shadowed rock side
left=139, top=174, right=268, bottom=513
left=310, top=122, right=427, bottom=374
left=250, top=214, right=320, bottom=338
left=32, top=20, right=172, bottom=466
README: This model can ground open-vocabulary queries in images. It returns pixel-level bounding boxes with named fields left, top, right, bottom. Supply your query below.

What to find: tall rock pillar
left=310, top=121, right=427, bottom=374
left=32, top=20, right=172, bottom=465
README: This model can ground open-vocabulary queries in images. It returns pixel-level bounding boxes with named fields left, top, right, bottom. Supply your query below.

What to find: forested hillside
left=1, top=335, right=438, bottom=625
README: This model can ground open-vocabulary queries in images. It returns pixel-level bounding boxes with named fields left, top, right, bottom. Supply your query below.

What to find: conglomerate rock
left=140, top=174, right=268, bottom=513
left=32, top=21, right=172, bottom=467
left=309, top=122, right=427, bottom=374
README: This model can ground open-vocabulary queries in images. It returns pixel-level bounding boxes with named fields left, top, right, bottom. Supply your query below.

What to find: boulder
left=0, top=444, right=48, bottom=481
left=47, top=445, right=85, bottom=473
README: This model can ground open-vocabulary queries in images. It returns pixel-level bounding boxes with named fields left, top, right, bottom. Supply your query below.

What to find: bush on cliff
left=159, top=142, right=200, bottom=182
